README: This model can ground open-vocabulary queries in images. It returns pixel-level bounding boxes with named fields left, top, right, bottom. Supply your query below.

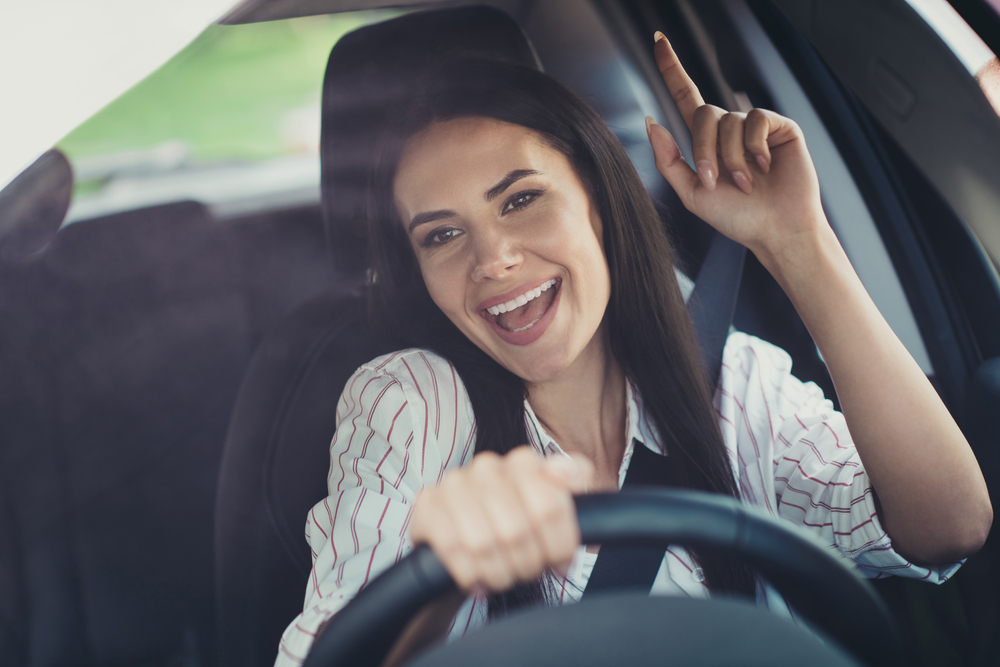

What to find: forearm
left=756, top=222, right=992, bottom=562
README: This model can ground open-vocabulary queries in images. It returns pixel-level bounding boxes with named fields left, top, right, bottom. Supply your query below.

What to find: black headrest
left=320, top=6, right=541, bottom=283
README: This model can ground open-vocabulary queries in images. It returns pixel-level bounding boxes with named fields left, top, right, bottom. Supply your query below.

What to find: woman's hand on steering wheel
left=646, top=32, right=826, bottom=259
left=409, top=447, right=594, bottom=595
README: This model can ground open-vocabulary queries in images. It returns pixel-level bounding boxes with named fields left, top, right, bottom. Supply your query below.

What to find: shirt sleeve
left=274, top=351, right=475, bottom=666
left=720, top=333, right=961, bottom=584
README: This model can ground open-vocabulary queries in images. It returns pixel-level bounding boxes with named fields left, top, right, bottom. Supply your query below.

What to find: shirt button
left=692, top=568, right=705, bottom=583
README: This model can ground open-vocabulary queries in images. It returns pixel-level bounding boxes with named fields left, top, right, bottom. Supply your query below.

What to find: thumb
left=646, top=116, right=699, bottom=203
left=542, top=454, right=595, bottom=494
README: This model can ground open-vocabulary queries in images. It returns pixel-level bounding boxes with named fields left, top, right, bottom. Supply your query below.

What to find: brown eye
left=501, top=190, right=543, bottom=214
left=423, top=228, right=462, bottom=247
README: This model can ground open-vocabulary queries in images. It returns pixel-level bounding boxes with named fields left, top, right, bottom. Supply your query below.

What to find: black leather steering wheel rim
left=302, top=488, right=903, bottom=667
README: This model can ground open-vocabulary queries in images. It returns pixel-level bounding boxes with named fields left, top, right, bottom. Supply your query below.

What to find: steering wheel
left=302, top=488, right=903, bottom=667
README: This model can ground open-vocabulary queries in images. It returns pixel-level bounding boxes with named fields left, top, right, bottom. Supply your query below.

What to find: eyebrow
left=485, top=169, right=541, bottom=202
left=408, top=209, right=455, bottom=233
left=407, top=169, right=542, bottom=234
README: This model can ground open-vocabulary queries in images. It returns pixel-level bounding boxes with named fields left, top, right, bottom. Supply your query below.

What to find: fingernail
left=755, top=154, right=770, bottom=174
left=654, top=31, right=666, bottom=43
left=647, top=119, right=682, bottom=162
left=732, top=170, right=753, bottom=194
left=696, top=160, right=716, bottom=190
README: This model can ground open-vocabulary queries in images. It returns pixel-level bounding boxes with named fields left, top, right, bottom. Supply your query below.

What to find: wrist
left=751, top=215, right=844, bottom=291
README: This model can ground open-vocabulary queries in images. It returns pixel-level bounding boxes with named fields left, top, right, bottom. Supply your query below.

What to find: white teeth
left=512, top=313, right=544, bottom=332
left=485, top=279, right=557, bottom=316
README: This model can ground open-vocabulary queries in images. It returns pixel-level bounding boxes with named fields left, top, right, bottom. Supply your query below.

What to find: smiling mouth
left=483, top=278, right=561, bottom=333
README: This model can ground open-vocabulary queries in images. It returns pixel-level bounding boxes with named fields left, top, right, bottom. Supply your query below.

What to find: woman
left=276, top=34, right=991, bottom=666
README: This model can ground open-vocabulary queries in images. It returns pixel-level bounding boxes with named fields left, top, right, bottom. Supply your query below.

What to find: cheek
left=584, top=244, right=613, bottom=309
left=418, top=256, right=469, bottom=321
left=544, top=206, right=609, bottom=287
left=565, top=215, right=612, bottom=316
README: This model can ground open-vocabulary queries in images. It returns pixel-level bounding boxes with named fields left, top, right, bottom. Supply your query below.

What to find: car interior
left=1, top=0, right=999, bottom=666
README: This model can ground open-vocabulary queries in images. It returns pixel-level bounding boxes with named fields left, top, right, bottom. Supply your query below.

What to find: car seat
left=0, top=200, right=245, bottom=667
left=212, top=8, right=543, bottom=667
left=0, top=164, right=336, bottom=665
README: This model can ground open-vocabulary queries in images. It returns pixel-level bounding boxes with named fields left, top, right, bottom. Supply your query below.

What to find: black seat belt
left=580, top=441, right=675, bottom=596
left=687, top=231, right=747, bottom=385
left=582, top=230, right=746, bottom=596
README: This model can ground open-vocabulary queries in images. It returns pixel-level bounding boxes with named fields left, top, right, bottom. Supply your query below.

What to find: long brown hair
left=366, top=60, right=755, bottom=616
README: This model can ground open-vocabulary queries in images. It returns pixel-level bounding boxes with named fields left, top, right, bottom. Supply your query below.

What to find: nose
left=471, top=227, right=523, bottom=282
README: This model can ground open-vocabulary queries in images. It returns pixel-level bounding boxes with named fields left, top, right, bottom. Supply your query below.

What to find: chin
left=504, top=350, right=574, bottom=384
left=464, top=317, right=591, bottom=385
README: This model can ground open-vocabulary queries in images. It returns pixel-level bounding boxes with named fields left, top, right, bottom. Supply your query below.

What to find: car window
left=906, top=0, right=997, bottom=75
left=907, top=0, right=1000, bottom=114
left=58, top=10, right=397, bottom=224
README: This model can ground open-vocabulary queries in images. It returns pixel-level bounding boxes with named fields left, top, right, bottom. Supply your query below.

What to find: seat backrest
left=0, top=198, right=335, bottom=667
left=214, top=294, right=390, bottom=667
left=214, top=7, right=541, bottom=666
left=0, top=201, right=243, bottom=667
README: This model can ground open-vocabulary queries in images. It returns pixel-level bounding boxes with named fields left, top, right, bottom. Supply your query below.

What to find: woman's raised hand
left=647, top=32, right=826, bottom=257
left=409, top=447, right=594, bottom=594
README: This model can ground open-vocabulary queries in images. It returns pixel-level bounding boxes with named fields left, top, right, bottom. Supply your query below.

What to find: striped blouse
left=274, top=331, right=960, bottom=666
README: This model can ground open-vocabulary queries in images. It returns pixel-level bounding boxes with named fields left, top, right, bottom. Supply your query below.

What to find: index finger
left=654, top=31, right=705, bottom=132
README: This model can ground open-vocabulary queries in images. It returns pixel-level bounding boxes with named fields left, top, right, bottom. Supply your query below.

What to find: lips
left=477, top=277, right=559, bottom=313
left=478, top=278, right=562, bottom=346
left=493, top=282, right=557, bottom=332
left=485, top=278, right=558, bottom=317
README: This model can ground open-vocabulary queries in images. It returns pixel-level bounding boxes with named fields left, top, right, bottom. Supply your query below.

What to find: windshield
left=59, top=10, right=397, bottom=224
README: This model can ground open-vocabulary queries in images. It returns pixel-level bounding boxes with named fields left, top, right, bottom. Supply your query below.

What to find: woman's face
left=393, top=117, right=611, bottom=383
